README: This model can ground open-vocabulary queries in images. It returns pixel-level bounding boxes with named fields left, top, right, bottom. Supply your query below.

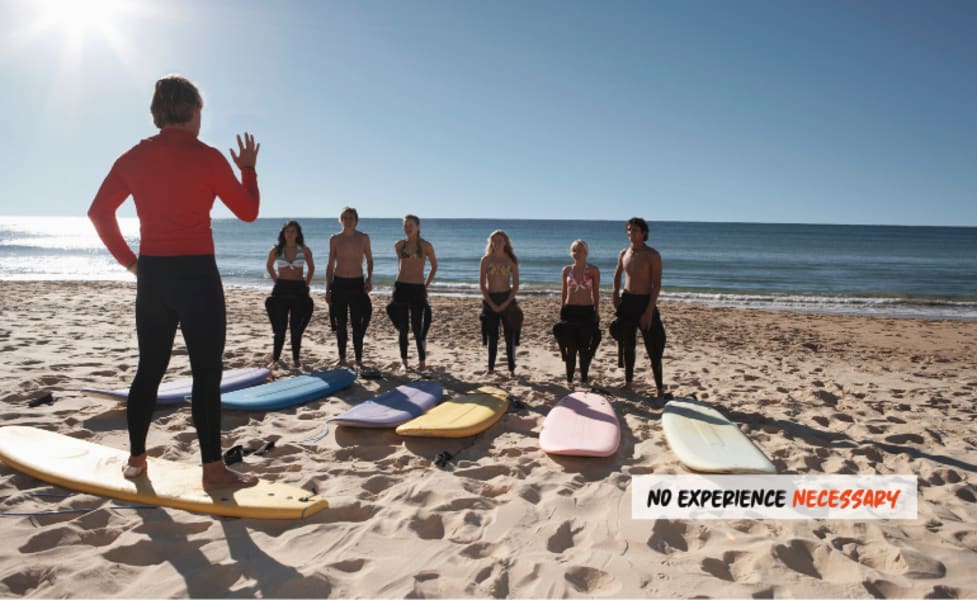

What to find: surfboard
left=82, top=367, right=272, bottom=405
left=328, top=380, right=443, bottom=428
left=539, top=392, right=620, bottom=457
left=395, top=386, right=509, bottom=438
left=221, top=368, right=356, bottom=411
left=0, top=426, right=327, bottom=519
left=662, top=398, right=776, bottom=474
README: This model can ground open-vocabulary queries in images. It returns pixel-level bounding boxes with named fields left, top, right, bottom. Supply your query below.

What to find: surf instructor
left=87, top=74, right=261, bottom=491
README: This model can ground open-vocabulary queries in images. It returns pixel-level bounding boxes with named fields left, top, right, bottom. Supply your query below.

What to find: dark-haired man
left=611, top=217, right=667, bottom=397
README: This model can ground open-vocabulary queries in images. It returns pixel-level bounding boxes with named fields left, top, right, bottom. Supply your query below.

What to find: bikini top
left=567, top=265, right=593, bottom=292
left=398, top=239, right=424, bottom=259
left=486, top=261, right=511, bottom=277
left=276, top=245, right=306, bottom=271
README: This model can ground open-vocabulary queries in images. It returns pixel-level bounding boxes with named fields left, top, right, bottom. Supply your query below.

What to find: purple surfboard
left=82, top=367, right=272, bottom=405
left=328, top=381, right=443, bottom=428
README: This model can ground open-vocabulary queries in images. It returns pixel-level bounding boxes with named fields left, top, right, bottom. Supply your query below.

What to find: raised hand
left=230, top=132, right=260, bottom=169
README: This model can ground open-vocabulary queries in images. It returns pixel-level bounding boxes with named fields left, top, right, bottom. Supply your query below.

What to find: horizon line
left=2, top=214, right=975, bottom=229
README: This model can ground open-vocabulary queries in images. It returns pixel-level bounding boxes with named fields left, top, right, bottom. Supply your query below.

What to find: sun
left=35, top=0, right=134, bottom=47
left=37, top=0, right=120, bottom=31
left=10, top=0, right=151, bottom=65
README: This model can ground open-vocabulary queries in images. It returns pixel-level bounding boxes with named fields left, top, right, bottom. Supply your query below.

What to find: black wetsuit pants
left=611, top=292, right=666, bottom=390
left=129, top=255, right=225, bottom=464
left=387, top=282, right=431, bottom=361
left=553, top=304, right=601, bottom=383
left=329, top=276, right=372, bottom=363
left=265, top=279, right=314, bottom=363
left=481, top=291, right=517, bottom=372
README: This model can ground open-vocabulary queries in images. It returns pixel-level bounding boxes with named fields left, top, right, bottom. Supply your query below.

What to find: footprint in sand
left=327, top=558, right=367, bottom=573
left=862, top=578, right=913, bottom=597
left=546, top=520, right=584, bottom=554
left=859, top=546, right=946, bottom=579
left=104, top=539, right=208, bottom=567
left=454, top=464, right=510, bottom=481
left=2, top=568, right=55, bottom=596
left=316, top=501, right=380, bottom=524
left=408, top=513, right=445, bottom=540
left=699, top=551, right=746, bottom=582
left=647, top=519, right=700, bottom=554
left=885, top=433, right=925, bottom=445
left=361, top=474, right=397, bottom=495
left=517, top=483, right=542, bottom=504
left=471, top=562, right=510, bottom=598
left=461, top=541, right=496, bottom=559
left=563, top=566, right=620, bottom=595
left=771, top=539, right=821, bottom=579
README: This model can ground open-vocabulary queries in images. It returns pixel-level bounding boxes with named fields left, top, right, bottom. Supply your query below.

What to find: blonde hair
left=485, top=229, right=518, bottom=264
left=570, top=239, right=589, bottom=256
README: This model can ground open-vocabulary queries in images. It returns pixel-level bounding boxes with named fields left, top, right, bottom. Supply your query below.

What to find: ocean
left=2, top=216, right=975, bottom=320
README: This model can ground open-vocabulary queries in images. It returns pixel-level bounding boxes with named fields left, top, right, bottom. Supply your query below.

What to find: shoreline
left=1, top=280, right=976, bottom=597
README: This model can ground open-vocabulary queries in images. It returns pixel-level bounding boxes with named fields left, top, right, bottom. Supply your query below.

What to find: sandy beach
left=1, top=280, right=975, bottom=598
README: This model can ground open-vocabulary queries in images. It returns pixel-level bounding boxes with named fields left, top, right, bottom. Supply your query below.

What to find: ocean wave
left=665, top=291, right=977, bottom=321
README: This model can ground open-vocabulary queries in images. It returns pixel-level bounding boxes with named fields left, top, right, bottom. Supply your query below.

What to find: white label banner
left=632, top=475, right=917, bottom=520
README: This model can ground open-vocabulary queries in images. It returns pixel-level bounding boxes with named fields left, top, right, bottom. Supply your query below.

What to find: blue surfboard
left=221, top=368, right=357, bottom=411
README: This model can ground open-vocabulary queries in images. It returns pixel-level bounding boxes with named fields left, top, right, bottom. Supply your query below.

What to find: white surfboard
left=662, top=398, right=776, bottom=474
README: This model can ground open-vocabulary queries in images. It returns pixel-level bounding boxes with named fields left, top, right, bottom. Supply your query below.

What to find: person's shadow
left=113, top=503, right=332, bottom=597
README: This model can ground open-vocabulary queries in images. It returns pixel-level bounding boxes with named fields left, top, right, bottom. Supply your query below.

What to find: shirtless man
left=387, top=214, right=438, bottom=371
left=325, top=207, right=373, bottom=367
left=612, top=217, right=667, bottom=396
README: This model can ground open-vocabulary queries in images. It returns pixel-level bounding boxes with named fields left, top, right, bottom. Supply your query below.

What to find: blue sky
left=1, top=0, right=975, bottom=225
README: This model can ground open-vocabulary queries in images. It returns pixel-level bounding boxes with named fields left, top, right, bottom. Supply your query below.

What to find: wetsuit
left=553, top=304, right=601, bottom=384
left=329, top=276, right=372, bottom=363
left=610, top=292, right=666, bottom=391
left=265, top=279, right=314, bottom=363
left=386, top=282, right=431, bottom=361
left=481, top=291, right=521, bottom=372
left=88, top=127, right=259, bottom=464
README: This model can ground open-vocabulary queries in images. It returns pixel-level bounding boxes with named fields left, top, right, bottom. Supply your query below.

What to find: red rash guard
left=88, top=128, right=260, bottom=267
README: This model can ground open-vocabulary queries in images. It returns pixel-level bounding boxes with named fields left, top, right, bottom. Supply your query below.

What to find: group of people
left=264, top=214, right=667, bottom=398
left=264, top=210, right=436, bottom=373
left=86, top=74, right=667, bottom=491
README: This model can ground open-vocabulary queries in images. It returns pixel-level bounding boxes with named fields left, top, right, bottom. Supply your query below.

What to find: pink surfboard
left=539, top=392, right=620, bottom=457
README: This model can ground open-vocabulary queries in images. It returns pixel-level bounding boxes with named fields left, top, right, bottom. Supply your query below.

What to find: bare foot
left=621, top=382, right=633, bottom=391
left=338, top=358, right=349, bottom=367
left=418, top=361, right=427, bottom=371
left=202, top=460, right=259, bottom=491
left=122, top=453, right=147, bottom=479
left=507, top=370, right=515, bottom=379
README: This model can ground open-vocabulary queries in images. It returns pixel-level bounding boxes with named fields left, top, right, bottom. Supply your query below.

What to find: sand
left=1, top=280, right=976, bottom=598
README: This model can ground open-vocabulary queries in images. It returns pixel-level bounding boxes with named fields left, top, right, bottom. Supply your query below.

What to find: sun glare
left=35, top=0, right=124, bottom=38
left=15, top=0, right=150, bottom=66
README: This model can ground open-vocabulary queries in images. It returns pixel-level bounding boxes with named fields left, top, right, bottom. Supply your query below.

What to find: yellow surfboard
left=0, top=426, right=327, bottom=519
left=395, top=386, right=509, bottom=438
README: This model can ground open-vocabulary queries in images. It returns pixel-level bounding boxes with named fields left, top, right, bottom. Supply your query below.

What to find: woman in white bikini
left=553, top=239, right=601, bottom=385
left=265, top=220, right=315, bottom=369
